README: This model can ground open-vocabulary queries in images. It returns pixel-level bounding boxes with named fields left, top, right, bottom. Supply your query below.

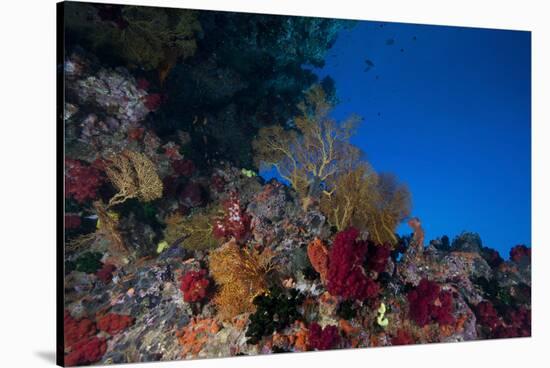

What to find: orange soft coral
left=307, top=238, right=329, bottom=282
left=177, top=318, right=220, bottom=358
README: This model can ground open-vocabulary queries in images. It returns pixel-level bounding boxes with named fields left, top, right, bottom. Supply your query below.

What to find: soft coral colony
left=62, top=2, right=531, bottom=366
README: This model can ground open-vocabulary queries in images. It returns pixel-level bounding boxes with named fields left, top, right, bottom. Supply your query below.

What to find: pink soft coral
left=327, top=228, right=380, bottom=300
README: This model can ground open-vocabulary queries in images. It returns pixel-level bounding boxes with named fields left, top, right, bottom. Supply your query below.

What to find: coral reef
left=61, top=3, right=531, bottom=364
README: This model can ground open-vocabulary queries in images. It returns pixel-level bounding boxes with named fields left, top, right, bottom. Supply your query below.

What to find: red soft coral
left=179, top=182, right=205, bottom=209
left=96, top=263, right=117, bottom=284
left=213, top=192, right=251, bottom=243
left=475, top=300, right=501, bottom=330
left=510, top=244, right=531, bottom=263
left=308, top=323, right=341, bottom=350
left=65, top=159, right=105, bottom=203
left=97, top=313, right=134, bottom=335
left=64, top=214, right=82, bottom=229
left=144, top=93, right=163, bottom=111
left=172, top=159, right=196, bottom=176
left=64, top=311, right=97, bottom=349
left=477, top=302, right=531, bottom=339
left=327, top=228, right=380, bottom=300
left=64, top=337, right=106, bottom=366
left=392, top=329, right=415, bottom=345
left=407, top=279, right=455, bottom=327
left=366, top=241, right=391, bottom=274
left=180, top=269, right=211, bottom=303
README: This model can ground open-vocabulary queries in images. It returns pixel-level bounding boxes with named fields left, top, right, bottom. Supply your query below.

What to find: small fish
left=364, top=59, right=375, bottom=72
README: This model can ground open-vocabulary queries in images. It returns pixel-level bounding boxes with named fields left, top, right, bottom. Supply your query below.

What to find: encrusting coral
left=177, top=318, right=220, bottom=358
left=104, top=150, right=163, bottom=207
left=209, top=240, right=275, bottom=320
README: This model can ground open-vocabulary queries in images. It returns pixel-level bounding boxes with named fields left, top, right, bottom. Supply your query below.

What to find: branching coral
left=407, top=279, right=455, bottom=327
left=327, top=228, right=380, bottom=300
left=104, top=150, right=163, bottom=207
left=320, top=165, right=411, bottom=245
left=245, top=287, right=304, bottom=344
left=308, top=323, right=341, bottom=351
left=162, top=207, right=219, bottom=250
left=65, top=159, right=105, bottom=203
left=180, top=269, right=211, bottom=303
left=209, top=240, right=275, bottom=320
left=253, top=85, right=361, bottom=199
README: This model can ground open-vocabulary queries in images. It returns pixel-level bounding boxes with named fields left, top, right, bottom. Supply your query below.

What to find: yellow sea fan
left=209, top=240, right=275, bottom=320
left=105, top=150, right=163, bottom=207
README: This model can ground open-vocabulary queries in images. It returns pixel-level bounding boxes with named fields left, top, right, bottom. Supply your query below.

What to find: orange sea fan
left=209, top=240, right=275, bottom=320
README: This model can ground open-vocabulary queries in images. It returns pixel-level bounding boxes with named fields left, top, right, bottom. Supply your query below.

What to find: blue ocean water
left=263, top=21, right=531, bottom=257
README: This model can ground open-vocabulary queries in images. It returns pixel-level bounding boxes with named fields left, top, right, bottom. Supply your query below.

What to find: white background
left=0, top=0, right=548, bottom=367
